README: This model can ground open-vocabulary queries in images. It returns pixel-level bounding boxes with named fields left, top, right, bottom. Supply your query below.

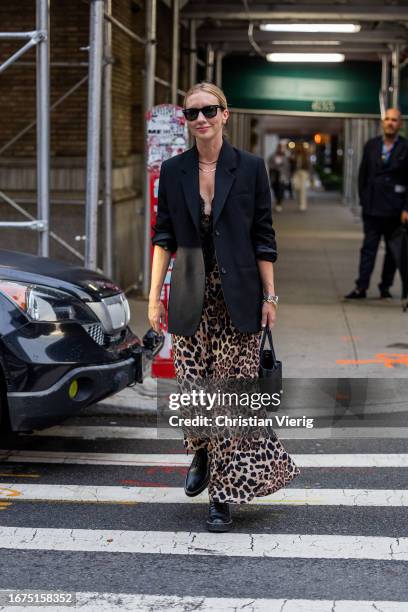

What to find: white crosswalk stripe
left=0, top=482, right=407, bottom=505
left=31, top=425, right=173, bottom=439
left=29, top=424, right=408, bottom=439
left=0, top=526, right=407, bottom=560
left=2, top=449, right=408, bottom=467
left=2, top=420, right=408, bottom=610
left=0, top=592, right=406, bottom=612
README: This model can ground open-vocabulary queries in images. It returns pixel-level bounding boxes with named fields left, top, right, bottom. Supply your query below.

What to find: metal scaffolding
left=0, top=0, right=190, bottom=283
left=0, top=0, right=50, bottom=257
left=103, top=0, right=113, bottom=277
left=171, top=0, right=180, bottom=106
left=85, top=0, right=104, bottom=270
left=142, top=0, right=158, bottom=296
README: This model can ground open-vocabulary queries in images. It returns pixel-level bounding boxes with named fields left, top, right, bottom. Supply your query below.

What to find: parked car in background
left=0, top=249, right=162, bottom=433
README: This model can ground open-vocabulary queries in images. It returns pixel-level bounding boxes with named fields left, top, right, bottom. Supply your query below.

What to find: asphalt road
left=0, top=411, right=408, bottom=611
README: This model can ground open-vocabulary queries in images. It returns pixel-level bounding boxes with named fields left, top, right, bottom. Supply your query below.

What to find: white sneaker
left=275, top=205, right=283, bottom=213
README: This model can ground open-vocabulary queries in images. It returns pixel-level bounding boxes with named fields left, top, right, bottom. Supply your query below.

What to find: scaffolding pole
left=205, top=44, right=214, bottom=82
left=36, top=0, right=50, bottom=256
left=0, top=34, right=41, bottom=74
left=142, top=0, right=157, bottom=296
left=85, top=0, right=104, bottom=270
left=0, top=191, right=85, bottom=261
left=391, top=45, right=401, bottom=108
left=189, top=19, right=197, bottom=88
left=171, top=0, right=180, bottom=105
left=103, top=0, right=113, bottom=277
left=153, top=74, right=185, bottom=96
left=215, top=50, right=223, bottom=87
left=105, top=13, right=145, bottom=45
left=380, top=53, right=389, bottom=117
left=0, top=31, right=38, bottom=40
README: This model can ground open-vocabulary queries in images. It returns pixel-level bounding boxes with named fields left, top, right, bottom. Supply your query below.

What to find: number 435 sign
left=311, top=100, right=336, bottom=112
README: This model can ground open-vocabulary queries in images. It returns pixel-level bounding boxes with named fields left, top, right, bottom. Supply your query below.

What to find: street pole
left=142, top=0, right=157, bottom=296
left=171, top=0, right=179, bottom=105
left=36, top=0, right=50, bottom=257
left=85, top=0, right=104, bottom=270
left=103, top=0, right=113, bottom=277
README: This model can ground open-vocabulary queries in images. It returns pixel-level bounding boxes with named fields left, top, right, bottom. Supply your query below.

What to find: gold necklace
left=199, top=166, right=217, bottom=173
left=199, top=159, right=218, bottom=165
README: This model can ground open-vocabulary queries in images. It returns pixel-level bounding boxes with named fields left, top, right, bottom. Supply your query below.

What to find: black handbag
left=258, top=327, right=283, bottom=410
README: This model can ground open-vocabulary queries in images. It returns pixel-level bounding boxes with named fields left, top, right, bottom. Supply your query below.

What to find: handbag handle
left=259, top=327, right=278, bottom=366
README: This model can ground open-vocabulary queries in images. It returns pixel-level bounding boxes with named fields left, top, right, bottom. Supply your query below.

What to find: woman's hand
left=148, top=298, right=166, bottom=334
left=261, top=302, right=277, bottom=329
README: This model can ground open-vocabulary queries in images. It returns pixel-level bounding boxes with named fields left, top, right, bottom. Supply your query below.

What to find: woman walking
left=268, top=144, right=290, bottom=212
left=149, top=82, right=300, bottom=532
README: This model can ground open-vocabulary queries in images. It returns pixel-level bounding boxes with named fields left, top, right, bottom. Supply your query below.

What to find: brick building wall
left=0, top=1, right=89, bottom=158
left=0, top=0, right=189, bottom=289
left=0, top=0, right=183, bottom=158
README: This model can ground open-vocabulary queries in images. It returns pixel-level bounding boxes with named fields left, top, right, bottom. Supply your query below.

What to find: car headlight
left=0, top=281, right=99, bottom=324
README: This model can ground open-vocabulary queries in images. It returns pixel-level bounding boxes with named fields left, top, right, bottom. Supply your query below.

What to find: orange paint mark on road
left=335, top=393, right=351, bottom=401
left=337, top=353, right=408, bottom=369
left=0, top=486, right=22, bottom=498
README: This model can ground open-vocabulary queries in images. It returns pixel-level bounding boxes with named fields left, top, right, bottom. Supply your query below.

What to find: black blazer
left=152, top=139, right=277, bottom=336
left=358, top=135, right=408, bottom=217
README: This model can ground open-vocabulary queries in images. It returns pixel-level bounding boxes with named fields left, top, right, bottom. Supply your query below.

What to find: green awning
left=223, top=57, right=407, bottom=116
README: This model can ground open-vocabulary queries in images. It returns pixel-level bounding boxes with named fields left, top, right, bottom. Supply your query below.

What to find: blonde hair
left=183, top=82, right=228, bottom=110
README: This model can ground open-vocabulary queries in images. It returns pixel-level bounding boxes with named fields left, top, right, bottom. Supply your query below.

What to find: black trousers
left=356, top=214, right=400, bottom=291
left=271, top=180, right=284, bottom=205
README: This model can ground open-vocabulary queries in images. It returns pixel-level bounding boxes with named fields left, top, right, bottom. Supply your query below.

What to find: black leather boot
left=184, top=448, right=210, bottom=497
left=344, top=288, right=367, bottom=299
left=206, top=501, right=233, bottom=532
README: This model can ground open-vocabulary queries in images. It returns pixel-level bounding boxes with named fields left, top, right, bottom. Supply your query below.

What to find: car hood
left=0, top=249, right=122, bottom=301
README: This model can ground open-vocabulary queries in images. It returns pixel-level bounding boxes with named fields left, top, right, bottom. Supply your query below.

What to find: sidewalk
left=273, top=192, right=407, bottom=378
left=98, top=192, right=408, bottom=414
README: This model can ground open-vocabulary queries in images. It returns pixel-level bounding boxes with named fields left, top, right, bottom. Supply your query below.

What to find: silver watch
left=263, top=294, right=279, bottom=308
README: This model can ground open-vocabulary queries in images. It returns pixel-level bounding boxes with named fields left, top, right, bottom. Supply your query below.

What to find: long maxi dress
left=171, top=196, right=300, bottom=504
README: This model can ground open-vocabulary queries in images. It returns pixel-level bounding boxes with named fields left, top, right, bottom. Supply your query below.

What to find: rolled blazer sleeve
left=251, top=157, right=278, bottom=262
left=151, top=162, right=178, bottom=254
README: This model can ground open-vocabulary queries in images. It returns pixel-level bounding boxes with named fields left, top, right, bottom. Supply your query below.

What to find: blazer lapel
left=375, top=137, right=383, bottom=171
left=388, top=137, right=403, bottom=166
left=180, top=139, right=238, bottom=231
left=213, top=139, right=237, bottom=227
left=181, top=145, right=200, bottom=233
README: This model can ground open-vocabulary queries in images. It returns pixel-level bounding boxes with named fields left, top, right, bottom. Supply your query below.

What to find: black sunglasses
left=182, top=105, right=225, bottom=122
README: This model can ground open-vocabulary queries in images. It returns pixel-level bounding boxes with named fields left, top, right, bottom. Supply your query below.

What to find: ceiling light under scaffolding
left=260, top=23, right=361, bottom=33
left=266, top=53, right=346, bottom=62
left=270, top=40, right=341, bottom=46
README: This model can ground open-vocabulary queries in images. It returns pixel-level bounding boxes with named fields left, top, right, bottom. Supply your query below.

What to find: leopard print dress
left=171, top=196, right=300, bottom=504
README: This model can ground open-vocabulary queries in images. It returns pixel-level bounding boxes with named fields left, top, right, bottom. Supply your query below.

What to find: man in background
left=345, top=108, right=408, bottom=299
